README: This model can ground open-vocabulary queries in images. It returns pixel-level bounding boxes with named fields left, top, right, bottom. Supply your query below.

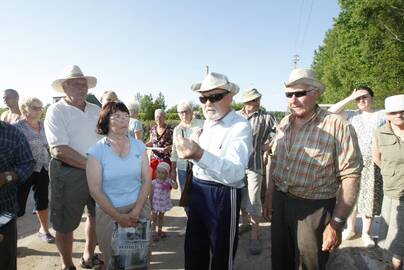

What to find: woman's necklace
left=106, top=135, right=130, bottom=157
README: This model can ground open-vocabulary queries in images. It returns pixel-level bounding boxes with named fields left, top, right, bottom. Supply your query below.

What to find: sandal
left=38, top=232, right=55, bottom=243
left=152, top=232, right=159, bottom=242
left=158, top=231, right=167, bottom=238
left=80, top=254, right=104, bottom=269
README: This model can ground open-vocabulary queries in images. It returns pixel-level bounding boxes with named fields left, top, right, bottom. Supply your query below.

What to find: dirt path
left=17, top=188, right=271, bottom=270
left=16, top=188, right=392, bottom=269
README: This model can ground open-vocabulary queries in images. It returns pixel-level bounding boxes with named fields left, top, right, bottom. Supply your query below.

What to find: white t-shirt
left=44, top=99, right=101, bottom=157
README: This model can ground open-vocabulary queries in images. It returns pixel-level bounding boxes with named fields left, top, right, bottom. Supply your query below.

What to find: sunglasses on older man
left=285, top=89, right=314, bottom=98
left=199, top=92, right=229, bottom=104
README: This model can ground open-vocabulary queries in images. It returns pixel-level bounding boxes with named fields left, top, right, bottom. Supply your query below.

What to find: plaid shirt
left=238, top=108, right=277, bottom=172
left=0, top=121, right=34, bottom=216
left=270, top=106, right=363, bottom=199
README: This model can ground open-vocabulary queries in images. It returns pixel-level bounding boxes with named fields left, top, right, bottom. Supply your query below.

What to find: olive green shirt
left=374, top=123, right=404, bottom=200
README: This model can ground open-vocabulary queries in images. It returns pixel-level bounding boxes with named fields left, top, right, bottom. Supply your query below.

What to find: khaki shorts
left=49, top=159, right=95, bottom=233
left=241, top=169, right=263, bottom=217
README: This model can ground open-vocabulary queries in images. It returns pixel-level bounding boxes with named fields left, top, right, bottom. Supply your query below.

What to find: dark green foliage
left=312, top=0, right=404, bottom=109
left=86, top=93, right=101, bottom=107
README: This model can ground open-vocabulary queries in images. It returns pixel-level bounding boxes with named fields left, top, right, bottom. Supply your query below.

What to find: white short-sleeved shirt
left=44, top=99, right=101, bottom=157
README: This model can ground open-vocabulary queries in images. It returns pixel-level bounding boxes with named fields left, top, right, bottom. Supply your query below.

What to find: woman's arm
left=86, top=155, right=134, bottom=227
left=129, top=151, right=152, bottom=221
left=372, top=134, right=382, bottom=167
left=328, top=90, right=365, bottom=118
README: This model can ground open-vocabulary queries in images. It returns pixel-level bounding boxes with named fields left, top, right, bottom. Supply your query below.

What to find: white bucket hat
left=241, top=88, right=262, bottom=103
left=157, top=162, right=171, bottom=173
left=52, top=65, right=97, bottom=93
left=191, top=72, right=239, bottom=94
left=285, top=68, right=325, bottom=92
left=385, top=94, right=404, bottom=113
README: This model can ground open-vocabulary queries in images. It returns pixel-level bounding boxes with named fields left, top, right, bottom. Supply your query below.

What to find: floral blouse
left=149, top=124, right=173, bottom=161
left=13, top=119, right=50, bottom=172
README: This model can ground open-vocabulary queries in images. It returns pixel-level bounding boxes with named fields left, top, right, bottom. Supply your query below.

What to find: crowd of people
left=0, top=64, right=403, bottom=270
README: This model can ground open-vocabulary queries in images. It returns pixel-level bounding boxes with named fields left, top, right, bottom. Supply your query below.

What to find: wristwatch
left=4, top=172, right=13, bottom=183
left=330, top=216, right=346, bottom=231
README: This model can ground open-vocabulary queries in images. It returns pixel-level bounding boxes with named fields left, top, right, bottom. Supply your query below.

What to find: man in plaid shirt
left=263, top=69, right=363, bottom=270
left=0, top=120, right=34, bottom=270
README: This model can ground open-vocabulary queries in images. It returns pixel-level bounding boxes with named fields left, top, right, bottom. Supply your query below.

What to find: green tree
left=86, top=93, right=101, bottom=107
left=312, top=0, right=404, bottom=109
left=137, top=92, right=167, bottom=120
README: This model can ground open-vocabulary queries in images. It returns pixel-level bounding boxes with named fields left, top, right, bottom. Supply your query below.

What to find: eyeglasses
left=30, top=105, right=43, bottom=111
left=199, top=92, right=229, bottom=104
left=178, top=110, right=191, bottom=115
left=110, top=114, right=130, bottom=121
left=285, top=90, right=314, bottom=98
left=355, top=95, right=370, bottom=102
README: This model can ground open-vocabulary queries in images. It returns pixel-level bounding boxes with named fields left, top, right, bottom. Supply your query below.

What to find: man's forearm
left=51, top=145, right=87, bottom=169
left=331, top=177, right=360, bottom=227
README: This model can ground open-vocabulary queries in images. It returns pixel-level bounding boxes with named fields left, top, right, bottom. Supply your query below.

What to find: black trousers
left=271, top=190, right=335, bottom=270
left=185, top=178, right=241, bottom=270
left=0, top=219, right=17, bottom=270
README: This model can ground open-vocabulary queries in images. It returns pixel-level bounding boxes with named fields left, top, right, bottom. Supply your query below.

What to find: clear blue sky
left=0, top=0, right=340, bottom=111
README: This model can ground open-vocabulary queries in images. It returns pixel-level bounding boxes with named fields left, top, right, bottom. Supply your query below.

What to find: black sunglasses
left=199, top=92, right=229, bottom=104
left=285, top=90, right=313, bottom=98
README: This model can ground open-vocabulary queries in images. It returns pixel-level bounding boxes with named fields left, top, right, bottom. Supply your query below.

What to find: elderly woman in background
left=146, top=109, right=173, bottom=179
left=373, top=94, right=404, bottom=270
left=127, top=102, right=144, bottom=140
left=86, top=102, right=152, bottom=267
left=170, top=100, right=203, bottom=199
left=328, top=86, right=385, bottom=246
left=100, top=90, right=118, bottom=108
left=13, top=97, right=55, bottom=243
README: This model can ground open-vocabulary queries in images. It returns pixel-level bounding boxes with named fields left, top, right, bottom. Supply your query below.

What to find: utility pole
left=293, top=54, right=300, bottom=68
left=206, top=65, right=209, bottom=74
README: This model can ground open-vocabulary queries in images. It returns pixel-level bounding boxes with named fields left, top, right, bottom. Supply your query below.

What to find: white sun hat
left=191, top=72, right=239, bottom=94
left=52, top=65, right=97, bottom=93
left=157, top=162, right=171, bottom=173
left=241, top=88, right=262, bottom=103
left=285, top=68, right=325, bottom=92
left=385, top=94, right=404, bottom=113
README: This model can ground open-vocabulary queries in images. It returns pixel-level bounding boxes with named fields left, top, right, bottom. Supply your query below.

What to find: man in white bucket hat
left=175, top=72, right=252, bottom=270
left=263, top=68, right=363, bottom=270
left=237, top=87, right=277, bottom=255
left=373, top=94, right=404, bottom=270
left=44, top=65, right=103, bottom=270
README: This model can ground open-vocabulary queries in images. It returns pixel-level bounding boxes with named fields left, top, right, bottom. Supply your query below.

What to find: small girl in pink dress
left=150, top=162, right=178, bottom=241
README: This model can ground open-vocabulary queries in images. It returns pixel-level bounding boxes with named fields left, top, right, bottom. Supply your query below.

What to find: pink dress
left=152, top=179, right=173, bottom=213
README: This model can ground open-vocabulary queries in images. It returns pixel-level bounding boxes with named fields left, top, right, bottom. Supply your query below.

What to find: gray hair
left=19, top=97, right=43, bottom=116
left=177, top=99, right=193, bottom=112
left=127, top=102, right=140, bottom=114
left=2, top=89, right=19, bottom=98
left=100, top=90, right=118, bottom=103
left=154, top=109, right=165, bottom=117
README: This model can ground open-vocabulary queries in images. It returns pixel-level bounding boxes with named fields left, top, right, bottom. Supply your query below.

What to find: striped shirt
left=237, top=108, right=277, bottom=172
left=270, top=106, right=363, bottom=199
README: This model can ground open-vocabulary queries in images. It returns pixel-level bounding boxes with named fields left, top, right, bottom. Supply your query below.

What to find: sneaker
left=248, top=239, right=262, bottom=255
left=342, top=229, right=356, bottom=241
left=37, top=232, right=55, bottom=243
left=361, top=233, right=375, bottom=247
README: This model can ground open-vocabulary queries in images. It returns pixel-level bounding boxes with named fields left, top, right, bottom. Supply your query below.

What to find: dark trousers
left=17, top=168, right=49, bottom=217
left=271, top=190, right=335, bottom=270
left=185, top=178, right=241, bottom=270
left=0, top=219, right=17, bottom=270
